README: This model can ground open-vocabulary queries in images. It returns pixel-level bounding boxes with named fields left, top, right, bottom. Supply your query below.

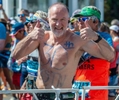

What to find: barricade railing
left=81, top=86, right=119, bottom=100
left=1, top=86, right=119, bottom=100
left=0, top=88, right=79, bottom=100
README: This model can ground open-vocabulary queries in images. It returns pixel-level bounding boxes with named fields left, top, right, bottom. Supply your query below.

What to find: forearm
left=2, top=9, right=9, bottom=21
left=96, top=39, right=115, bottom=62
left=12, top=35, right=39, bottom=60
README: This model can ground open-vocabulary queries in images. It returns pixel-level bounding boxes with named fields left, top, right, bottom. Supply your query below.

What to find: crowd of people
left=0, top=2, right=119, bottom=100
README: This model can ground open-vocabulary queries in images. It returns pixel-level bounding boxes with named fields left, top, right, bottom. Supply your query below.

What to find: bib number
left=72, top=81, right=91, bottom=97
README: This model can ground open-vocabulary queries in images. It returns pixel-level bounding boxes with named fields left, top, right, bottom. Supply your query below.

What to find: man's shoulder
left=97, top=31, right=113, bottom=46
left=0, top=23, right=6, bottom=30
left=97, top=31, right=111, bottom=38
left=0, top=22, right=4, bottom=26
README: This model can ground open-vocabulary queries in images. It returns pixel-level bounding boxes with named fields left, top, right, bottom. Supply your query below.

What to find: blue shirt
left=0, top=23, right=6, bottom=39
left=97, top=31, right=113, bottom=46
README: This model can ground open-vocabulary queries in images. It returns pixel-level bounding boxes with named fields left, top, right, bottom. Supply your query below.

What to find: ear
left=94, top=19, right=99, bottom=27
left=93, top=19, right=98, bottom=24
left=94, top=19, right=99, bottom=30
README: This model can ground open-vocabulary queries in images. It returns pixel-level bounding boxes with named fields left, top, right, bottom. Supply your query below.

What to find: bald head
left=48, top=2, right=69, bottom=18
left=47, top=2, right=69, bottom=38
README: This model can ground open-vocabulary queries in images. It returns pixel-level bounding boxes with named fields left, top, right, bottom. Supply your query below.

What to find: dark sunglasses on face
left=18, top=14, right=25, bottom=17
left=78, top=17, right=89, bottom=22
left=78, top=16, right=98, bottom=22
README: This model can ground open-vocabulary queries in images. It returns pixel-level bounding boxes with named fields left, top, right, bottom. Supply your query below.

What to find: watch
left=94, top=35, right=102, bottom=43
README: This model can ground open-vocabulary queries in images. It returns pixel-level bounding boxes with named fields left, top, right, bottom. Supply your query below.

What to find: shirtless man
left=12, top=2, right=115, bottom=99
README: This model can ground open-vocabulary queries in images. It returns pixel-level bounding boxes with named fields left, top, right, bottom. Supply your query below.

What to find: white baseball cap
left=109, top=25, right=119, bottom=32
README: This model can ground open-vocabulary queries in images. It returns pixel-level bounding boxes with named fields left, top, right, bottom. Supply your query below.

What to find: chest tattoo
left=64, top=41, right=74, bottom=49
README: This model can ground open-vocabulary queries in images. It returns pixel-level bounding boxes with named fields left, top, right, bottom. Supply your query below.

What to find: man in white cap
left=109, top=25, right=119, bottom=99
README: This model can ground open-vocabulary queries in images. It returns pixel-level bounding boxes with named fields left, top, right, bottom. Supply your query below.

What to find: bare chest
left=41, top=41, right=75, bottom=70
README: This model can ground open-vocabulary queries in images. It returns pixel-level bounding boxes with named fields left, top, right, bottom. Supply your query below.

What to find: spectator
left=18, top=9, right=29, bottom=24
left=99, top=22, right=110, bottom=33
left=0, top=19, right=15, bottom=93
left=111, top=19, right=119, bottom=81
left=109, top=25, right=119, bottom=98
left=69, top=9, right=81, bottom=34
left=8, top=23, right=26, bottom=90
left=72, top=6, right=114, bottom=100
left=111, top=19, right=119, bottom=26
left=0, top=21, right=6, bottom=100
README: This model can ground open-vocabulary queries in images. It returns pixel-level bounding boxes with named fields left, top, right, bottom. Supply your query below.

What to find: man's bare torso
left=36, top=31, right=84, bottom=89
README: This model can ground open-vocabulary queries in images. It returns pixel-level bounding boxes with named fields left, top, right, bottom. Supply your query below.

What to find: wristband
left=94, top=35, right=102, bottom=43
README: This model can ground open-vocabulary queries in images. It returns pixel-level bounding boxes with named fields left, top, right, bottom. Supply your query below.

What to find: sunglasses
left=78, top=16, right=98, bottom=22
left=18, top=14, right=25, bottom=17
left=78, top=17, right=89, bottom=22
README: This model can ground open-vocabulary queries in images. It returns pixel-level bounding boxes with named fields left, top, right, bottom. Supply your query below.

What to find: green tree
left=104, top=0, right=119, bottom=24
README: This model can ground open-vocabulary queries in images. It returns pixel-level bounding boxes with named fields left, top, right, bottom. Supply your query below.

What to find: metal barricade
left=81, top=86, right=119, bottom=100
left=0, top=88, right=79, bottom=100
left=1, top=86, right=119, bottom=100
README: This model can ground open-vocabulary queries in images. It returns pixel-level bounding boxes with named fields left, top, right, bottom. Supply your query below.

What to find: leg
left=0, top=68, right=7, bottom=90
left=2, top=68, right=17, bottom=98
left=2, top=68, right=15, bottom=90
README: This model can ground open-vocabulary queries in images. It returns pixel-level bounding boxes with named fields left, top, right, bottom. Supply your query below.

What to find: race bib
left=27, top=60, right=39, bottom=76
left=72, top=81, right=91, bottom=97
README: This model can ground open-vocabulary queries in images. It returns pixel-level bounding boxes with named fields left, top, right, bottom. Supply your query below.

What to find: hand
left=80, top=20, right=98, bottom=41
left=17, top=56, right=28, bottom=65
left=29, top=21, right=45, bottom=43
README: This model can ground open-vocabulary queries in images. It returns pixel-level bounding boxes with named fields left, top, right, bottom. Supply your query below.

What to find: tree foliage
left=104, top=0, right=119, bottom=24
